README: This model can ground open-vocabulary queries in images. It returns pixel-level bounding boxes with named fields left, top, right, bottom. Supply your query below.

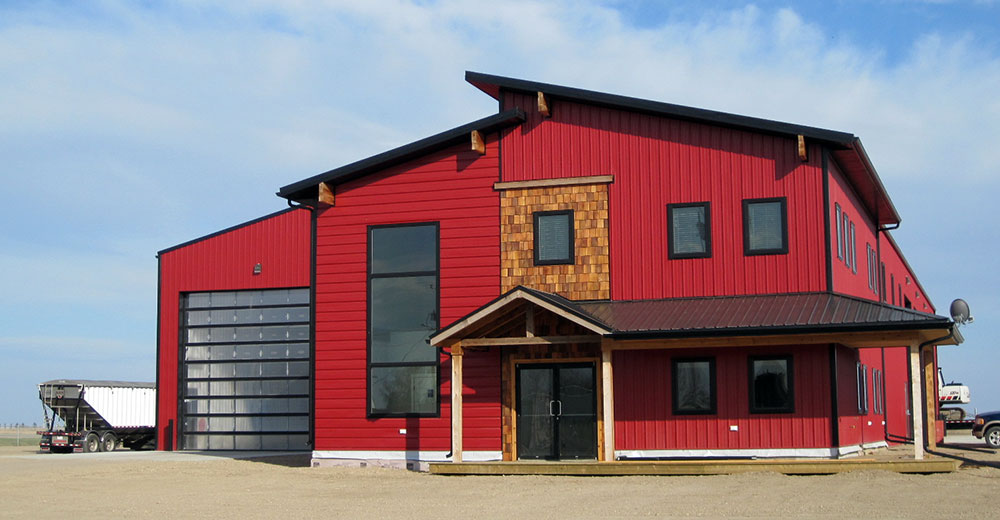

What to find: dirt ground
left=2, top=433, right=998, bottom=519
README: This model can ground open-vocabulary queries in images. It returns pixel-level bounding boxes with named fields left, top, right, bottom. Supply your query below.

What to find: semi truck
left=38, top=380, right=156, bottom=453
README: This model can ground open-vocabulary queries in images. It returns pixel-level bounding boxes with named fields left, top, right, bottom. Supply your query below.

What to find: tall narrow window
left=849, top=222, right=857, bottom=274
left=749, top=356, right=794, bottom=413
left=668, top=202, right=711, bottom=259
left=891, top=274, right=896, bottom=305
left=743, top=197, right=788, bottom=255
left=843, top=213, right=851, bottom=268
left=857, top=363, right=869, bottom=414
left=866, top=244, right=874, bottom=290
left=880, top=263, right=886, bottom=300
left=672, top=358, right=716, bottom=414
left=368, top=223, right=439, bottom=417
left=835, top=203, right=843, bottom=259
left=533, top=210, right=574, bottom=265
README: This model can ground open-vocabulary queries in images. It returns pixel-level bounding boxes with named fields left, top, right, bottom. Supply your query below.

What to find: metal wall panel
left=83, top=385, right=156, bottom=428
left=312, top=137, right=502, bottom=452
left=612, top=345, right=832, bottom=450
left=157, top=208, right=312, bottom=450
left=501, top=91, right=827, bottom=300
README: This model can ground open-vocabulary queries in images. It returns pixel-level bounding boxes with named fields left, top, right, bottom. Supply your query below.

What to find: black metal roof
left=466, top=71, right=856, bottom=147
left=465, top=71, right=901, bottom=226
left=277, top=109, right=525, bottom=202
left=569, top=292, right=951, bottom=339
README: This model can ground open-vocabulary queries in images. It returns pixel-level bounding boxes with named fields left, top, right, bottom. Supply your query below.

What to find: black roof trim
left=157, top=207, right=304, bottom=256
left=466, top=71, right=856, bottom=146
left=277, top=109, right=526, bottom=202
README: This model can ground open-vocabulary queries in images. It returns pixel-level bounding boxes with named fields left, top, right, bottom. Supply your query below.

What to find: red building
left=157, top=72, right=960, bottom=463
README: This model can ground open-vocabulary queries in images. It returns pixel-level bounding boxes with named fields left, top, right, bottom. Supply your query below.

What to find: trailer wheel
left=986, top=426, right=1000, bottom=449
left=100, top=432, right=118, bottom=452
left=82, top=432, right=100, bottom=453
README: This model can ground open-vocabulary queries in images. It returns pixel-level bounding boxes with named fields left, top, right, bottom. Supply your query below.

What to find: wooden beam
left=797, top=135, right=808, bottom=162
left=909, top=343, right=924, bottom=460
left=493, top=175, right=614, bottom=191
left=924, top=348, right=937, bottom=450
left=461, top=335, right=601, bottom=347
left=451, top=343, right=464, bottom=463
left=537, top=91, right=550, bottom=117
left=318, top=182, right=335, bottom=206
left=471, top=130, right=486, bottom=155
left=525, top=307, right=535, bottom=338
left=601, top=338, right=615, bottom=462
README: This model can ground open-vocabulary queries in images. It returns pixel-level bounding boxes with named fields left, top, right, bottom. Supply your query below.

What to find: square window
left=749, top=356, right=794, bottom=413
left=743, top=198, right=788, bottom=255
left=672, top=358, right=716, bottom=414
left=533, top=210, right=574, bottom=265
left=667, top=203, right=711, bottom=259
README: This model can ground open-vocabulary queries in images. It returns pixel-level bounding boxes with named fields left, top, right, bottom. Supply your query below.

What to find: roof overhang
left=277, top=109, right=525, bottom=203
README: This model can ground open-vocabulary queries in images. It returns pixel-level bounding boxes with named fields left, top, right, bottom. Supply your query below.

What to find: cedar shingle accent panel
left=500, top=184, right=610, bottom=299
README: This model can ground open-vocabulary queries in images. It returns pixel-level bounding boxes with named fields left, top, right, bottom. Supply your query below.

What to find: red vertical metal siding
left=312, top=137, right=501, bottom=452
left=883, top=346, right=912, bottom=444
left=156, top=208, right=312, bottom=450
left=881, top=235, right=934, bottom=312
left=829, top=160, right=880, bottom=300
left=859, top=348, right=886, bottom=445
left=501, top=91, right=826, bottom=299
left=612, top=345, right=831, bottom=450
left=834, top=345, right=863, bottom=447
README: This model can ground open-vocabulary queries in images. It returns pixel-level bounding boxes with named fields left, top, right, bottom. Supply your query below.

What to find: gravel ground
left=1, top=432, right=997, bottom=519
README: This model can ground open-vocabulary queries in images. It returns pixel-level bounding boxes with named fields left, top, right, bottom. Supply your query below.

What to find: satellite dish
left=950, top=299, right=973, bottom=325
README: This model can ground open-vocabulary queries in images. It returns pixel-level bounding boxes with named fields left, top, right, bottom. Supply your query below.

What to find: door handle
left=549, top=400, right=562, bottom=417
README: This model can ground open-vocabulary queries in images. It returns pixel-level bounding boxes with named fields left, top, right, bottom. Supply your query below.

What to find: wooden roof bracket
left=797, top=134, right=808, bottom=162
left=471, top=129, right=486, bottom=155
left=318, top=181, right=335, bottom=206
left=538, top=91, right=551, bottom=118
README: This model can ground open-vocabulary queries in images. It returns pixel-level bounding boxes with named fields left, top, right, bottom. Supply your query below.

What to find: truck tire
left=986, top=426, right=1000, bottom=449
left=82, top=432, right=100, bottom=453
left=100, top=432, right=118, bottom=452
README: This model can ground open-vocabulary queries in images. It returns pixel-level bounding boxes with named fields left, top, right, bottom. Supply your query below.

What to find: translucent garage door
left=180, top=288, right=310, bottom=451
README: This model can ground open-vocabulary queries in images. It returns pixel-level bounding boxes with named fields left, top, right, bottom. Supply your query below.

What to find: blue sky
left=1, top=0, right=998, bottom=426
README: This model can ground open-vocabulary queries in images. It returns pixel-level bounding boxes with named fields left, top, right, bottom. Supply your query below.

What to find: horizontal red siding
left=501, top=91, right=826, bottom=299
left=156, top=208, right=312, bottom=450
left=613, top=345, right=832, bottom=451
left=312, top=137, right=502, bottom=453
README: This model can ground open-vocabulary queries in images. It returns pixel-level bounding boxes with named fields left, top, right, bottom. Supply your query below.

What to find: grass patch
left=0, top=435, right=41, bottom=447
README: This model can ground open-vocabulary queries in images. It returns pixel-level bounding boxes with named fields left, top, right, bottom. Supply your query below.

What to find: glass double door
left=516, top=363, right=597, bottom=460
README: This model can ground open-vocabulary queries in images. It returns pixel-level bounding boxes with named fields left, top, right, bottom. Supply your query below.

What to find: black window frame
left=533, top=210, right=575, bottom=266
left=856, top=362, right=869, bottom=414
left=849, top=222, right=857, bottom=274
left=671, top=357, right=717, bottom=415
left=748, top=355, right=795, bottom=414
left=366, top=222, right=441, bottom=419
left=742, top=197, right=789, bottom=256
left=835, top=203, right=843, bottom=260
left=667, top=202, right=712, bottom=260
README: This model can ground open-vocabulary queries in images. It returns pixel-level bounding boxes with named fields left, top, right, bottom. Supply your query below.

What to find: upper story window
left=368, top=223, right=439, bottom=417
left=533, top=210, right=574, bottom=265
left=749, top=355, right=794, bottom=414
left=672, top=357, right=716, bottom=415
left=835, top=203, right=843, bottom=260
left=667, top=202, right=711, bottom=259
left=742, top=197, right=788, bottom=256
left=849, top=221, right=857, bottom=273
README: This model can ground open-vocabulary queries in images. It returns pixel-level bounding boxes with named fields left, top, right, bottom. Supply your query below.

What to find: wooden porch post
left=924, top=348, right=938, bottom=450
left=601, top=338, right=615, bottom=462
left=909, top=343, right=924, bottom=460
left=451, top=343, right=463, bottom=463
